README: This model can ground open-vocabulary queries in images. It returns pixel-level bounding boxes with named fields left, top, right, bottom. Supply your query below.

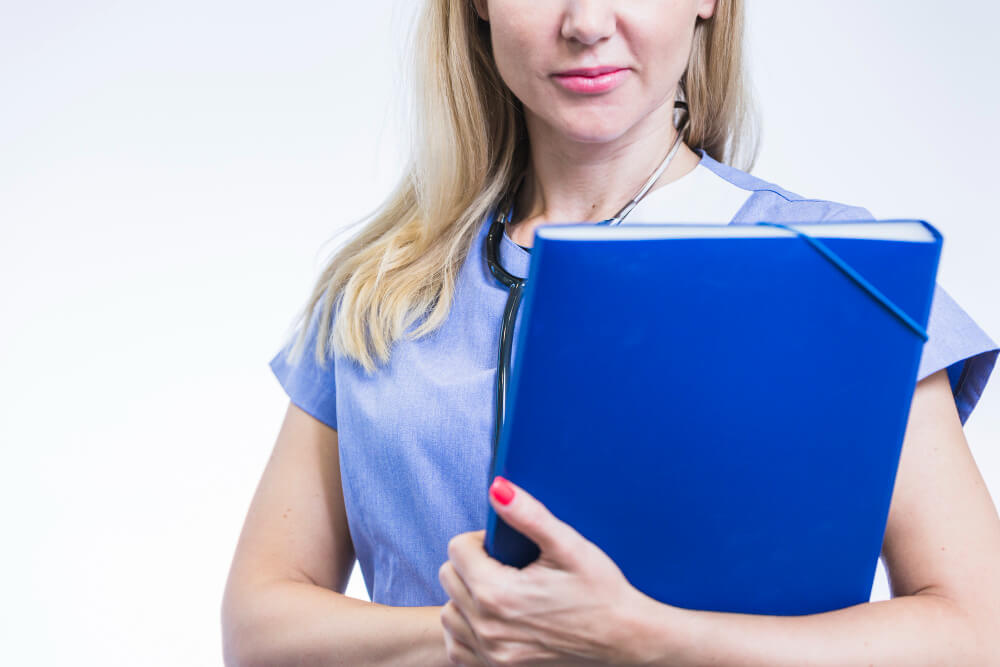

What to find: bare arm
left=627, top=369, right=1000, bottom=666
left=220, top=402, right=451, bottom=667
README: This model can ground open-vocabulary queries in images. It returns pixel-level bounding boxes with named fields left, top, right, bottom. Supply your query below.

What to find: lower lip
left=552, top=69, right=629, bottom=94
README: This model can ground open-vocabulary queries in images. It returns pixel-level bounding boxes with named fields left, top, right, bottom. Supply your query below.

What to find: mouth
left=553, top=66, right=627, bottom=77
left=551, top=67, right=630, bottom=95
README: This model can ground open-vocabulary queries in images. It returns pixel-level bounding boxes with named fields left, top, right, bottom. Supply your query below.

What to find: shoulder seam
left=752, top=192, right=852, bottom=205
left=697, top=150, right=869, bottom=220
left=699, top=152, right=808, bottom=202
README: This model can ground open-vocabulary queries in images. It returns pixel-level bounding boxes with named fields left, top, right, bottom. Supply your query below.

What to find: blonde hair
left=282, top=0, right=759, bottom=374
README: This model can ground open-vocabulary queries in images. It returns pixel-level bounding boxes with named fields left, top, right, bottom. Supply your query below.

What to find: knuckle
left=478, top=620, right=504, bottom=647
left=447, top=536, right=461, bottom=561
left=491, top=644, right=520, bottom=666
left=444, top=640, right=461, bottom=665
left=550, top=540, right=576, bottom=566
left=523, top=509, right=546, bottom=536
left=475, top=619, right=507, bottom=652
left=474, top=588, right=501, bottom=615
left=476, top=587, right=512, bottom=619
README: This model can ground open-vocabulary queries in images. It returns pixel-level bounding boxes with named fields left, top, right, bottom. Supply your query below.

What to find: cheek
left=633, top=16, right=697, bottom=91
left=488, top=8, right=554, bottom=101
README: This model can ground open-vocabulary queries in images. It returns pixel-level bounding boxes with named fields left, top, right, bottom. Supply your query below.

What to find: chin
left=556, top=114, right=632, bottom=144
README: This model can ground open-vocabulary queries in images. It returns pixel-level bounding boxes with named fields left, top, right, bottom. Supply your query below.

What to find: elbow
left=221, top=633, right=251, bottom=667
left=969, top=605, right=1000, bottom=664
left=221, top=624, right=253, bottom=667
left=220, top=582, right=268, bottom=667
left=220, top=596, right=248, bottom=667
left=957, top=597, right=1000, bottom=663
left=918, top=591, right=1000, bottom=664
left=966, top=611, right=1000, bottom=664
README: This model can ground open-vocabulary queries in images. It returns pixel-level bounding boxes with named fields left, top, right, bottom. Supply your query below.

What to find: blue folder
left=484, top=219, right=942, bottom=616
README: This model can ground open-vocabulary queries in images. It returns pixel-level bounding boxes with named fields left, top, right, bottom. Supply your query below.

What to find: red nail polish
left=490, top=476, right=515, bottom=505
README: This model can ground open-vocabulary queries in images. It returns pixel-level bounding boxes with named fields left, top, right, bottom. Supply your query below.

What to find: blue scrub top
left=269, top=148, right=999, bottom=607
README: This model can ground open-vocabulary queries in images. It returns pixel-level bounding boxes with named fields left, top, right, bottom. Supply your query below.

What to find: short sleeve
left=268, top=298, right=339, bottom=430
left=916, top=283, right=998, bottom=425
left=822, top=204, right=999, bottom=425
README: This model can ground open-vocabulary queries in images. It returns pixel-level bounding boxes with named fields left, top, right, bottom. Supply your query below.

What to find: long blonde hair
left=282, top=0, right=759, bottom=374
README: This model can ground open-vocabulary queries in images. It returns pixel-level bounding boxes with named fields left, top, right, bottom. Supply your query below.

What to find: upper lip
left=553, top=66, right=627, bottom=77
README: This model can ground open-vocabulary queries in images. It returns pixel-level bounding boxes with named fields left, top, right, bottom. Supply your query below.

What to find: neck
left=508, top=100, right=701, bottom=245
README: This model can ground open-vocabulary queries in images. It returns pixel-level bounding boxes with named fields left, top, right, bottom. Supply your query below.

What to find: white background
left=2, top=2, right=997, bottom=664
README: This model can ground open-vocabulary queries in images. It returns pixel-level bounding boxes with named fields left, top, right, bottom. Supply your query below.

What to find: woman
left=222, top=0, right=1000, bottom=665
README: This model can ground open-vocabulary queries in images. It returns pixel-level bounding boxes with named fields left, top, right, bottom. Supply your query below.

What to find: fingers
left=489, top=476, right=582, bottom=566
left=446, top=529, right=510, bottom=591
left=440, top=600, right=484, bottom=665
left=438, top=558, right=478, bottom=614
left=443, top=635, right=481, bottom=666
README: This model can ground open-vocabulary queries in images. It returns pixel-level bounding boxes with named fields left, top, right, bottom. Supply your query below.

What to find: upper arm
left=224, top=401, right=356, bottom=593
left=880, top=369, right=1000, bottom=629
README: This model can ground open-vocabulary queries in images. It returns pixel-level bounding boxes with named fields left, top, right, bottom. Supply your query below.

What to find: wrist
left=616, top=590, right=695, bottom=666
left=422, top=605, right=454, bottom=667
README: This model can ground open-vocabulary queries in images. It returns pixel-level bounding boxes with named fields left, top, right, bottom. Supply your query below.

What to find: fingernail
left=490, top=476, right=515, bottom=506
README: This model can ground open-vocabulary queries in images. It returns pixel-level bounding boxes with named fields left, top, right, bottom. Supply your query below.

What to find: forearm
left=627, top=591, right=989, bottom=666
left=222, top=579, right=450, bottom=667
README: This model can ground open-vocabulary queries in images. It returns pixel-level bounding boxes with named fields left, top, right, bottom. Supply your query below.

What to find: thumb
left=489, top=475, right=582, bottom=566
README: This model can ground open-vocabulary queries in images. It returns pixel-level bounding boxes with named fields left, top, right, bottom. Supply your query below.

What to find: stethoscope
left=485, top=109, right=691, bottom=473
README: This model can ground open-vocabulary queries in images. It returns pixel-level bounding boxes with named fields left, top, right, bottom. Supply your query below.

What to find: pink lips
left=552, top=66, right=630, bottom=94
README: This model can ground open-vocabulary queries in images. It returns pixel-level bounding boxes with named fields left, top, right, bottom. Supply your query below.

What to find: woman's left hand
left=438, top=476, right=654, bottom=666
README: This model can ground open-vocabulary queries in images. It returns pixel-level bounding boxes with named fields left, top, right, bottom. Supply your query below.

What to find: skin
left=476, top=0, right=714, bottom=245
left=438, top=1, right=1000, bottom=664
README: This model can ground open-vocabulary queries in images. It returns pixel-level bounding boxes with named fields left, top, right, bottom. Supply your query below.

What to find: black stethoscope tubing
left=485, top=204, right=527, bottom=465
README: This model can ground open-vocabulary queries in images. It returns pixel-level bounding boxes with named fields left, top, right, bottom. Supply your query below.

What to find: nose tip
left=561, top=2, right=616, bottom=45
